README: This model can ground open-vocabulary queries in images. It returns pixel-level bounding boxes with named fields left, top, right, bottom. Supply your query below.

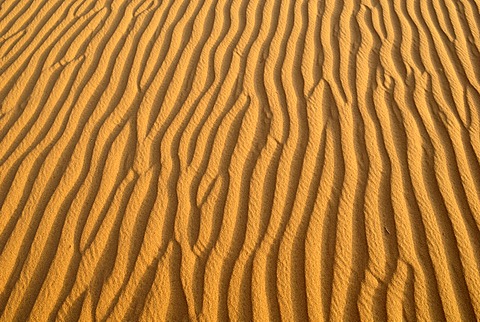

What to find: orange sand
left=1, top=0, right=480, bottom=320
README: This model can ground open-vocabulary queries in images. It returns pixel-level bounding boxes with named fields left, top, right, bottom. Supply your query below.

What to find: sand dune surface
left=1, top=0, right=480, bottom=320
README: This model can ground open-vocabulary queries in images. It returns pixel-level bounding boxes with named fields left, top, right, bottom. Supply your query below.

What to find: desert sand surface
left=0, top=0, right=480, bottom=320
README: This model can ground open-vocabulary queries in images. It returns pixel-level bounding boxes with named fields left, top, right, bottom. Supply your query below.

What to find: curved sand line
left=1, top=0, right=480, bottom=320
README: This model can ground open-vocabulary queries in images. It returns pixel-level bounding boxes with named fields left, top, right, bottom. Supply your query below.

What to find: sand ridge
left=0, top=0, right=480, bottom=320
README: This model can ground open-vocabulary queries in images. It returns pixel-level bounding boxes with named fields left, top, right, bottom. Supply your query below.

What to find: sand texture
left=1, top=0, right=480, bottom=320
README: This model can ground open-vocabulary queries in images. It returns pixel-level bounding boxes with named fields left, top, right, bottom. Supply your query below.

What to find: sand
left=0, top=0, right=480, bottom=320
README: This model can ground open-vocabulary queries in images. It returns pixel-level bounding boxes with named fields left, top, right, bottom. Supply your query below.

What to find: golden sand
left=1, top=0, right=480, bottom=320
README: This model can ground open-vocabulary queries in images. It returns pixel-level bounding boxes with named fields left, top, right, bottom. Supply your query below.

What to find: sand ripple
left=1, top=0, right=480, bottom=320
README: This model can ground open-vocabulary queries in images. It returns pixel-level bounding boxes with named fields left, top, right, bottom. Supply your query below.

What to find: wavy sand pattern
left=1, top=0, right=480, bottom=320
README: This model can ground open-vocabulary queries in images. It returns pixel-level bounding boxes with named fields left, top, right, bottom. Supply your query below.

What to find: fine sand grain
left=1, top=0, right=480, bottom=320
